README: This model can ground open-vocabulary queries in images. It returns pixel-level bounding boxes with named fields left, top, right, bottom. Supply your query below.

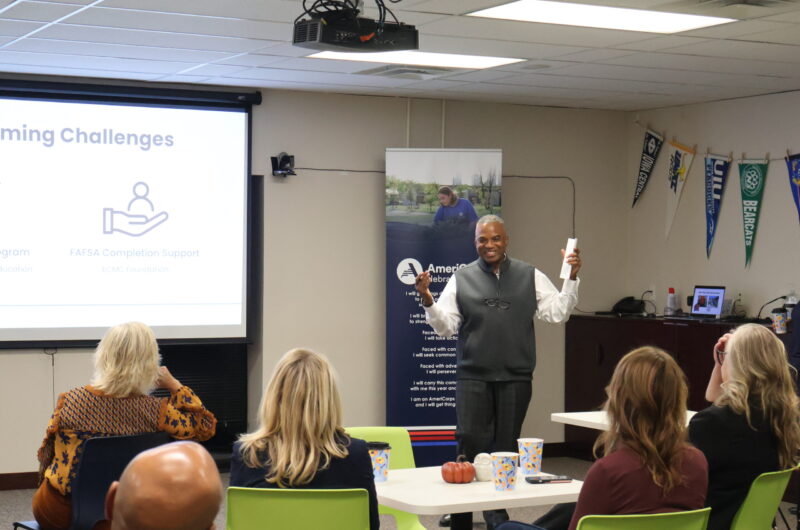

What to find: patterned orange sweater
left=37, top=385, right=216, bottom=495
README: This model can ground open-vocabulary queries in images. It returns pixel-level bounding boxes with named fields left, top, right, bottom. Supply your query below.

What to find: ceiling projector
left=293, top=0, right=418, bottom=53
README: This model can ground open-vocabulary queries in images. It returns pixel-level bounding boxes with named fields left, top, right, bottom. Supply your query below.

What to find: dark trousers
left=451, top=379, right=532, bottom=529
left=456, top=379, right=532, bottom=459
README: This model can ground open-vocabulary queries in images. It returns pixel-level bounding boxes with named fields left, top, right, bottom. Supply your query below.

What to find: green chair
left=575, top=507, right=711, bottom=530
left=226, top=487, right=370, bottom=530
left=346, top=426, right=426, bottom=530
left=729, top=466, right=797, bottom=530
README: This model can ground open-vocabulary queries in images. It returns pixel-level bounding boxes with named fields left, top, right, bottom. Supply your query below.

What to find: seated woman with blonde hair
left=230, top=348, right=379, bottom=529
left=499, top=347, right=707, bottom=530
left=689, top=323, right=800, bottom=530
left=33, top=322, right=217, bottom=530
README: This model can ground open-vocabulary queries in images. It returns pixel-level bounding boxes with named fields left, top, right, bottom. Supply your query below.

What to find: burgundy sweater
left=569, top=445, right=708, bottom=530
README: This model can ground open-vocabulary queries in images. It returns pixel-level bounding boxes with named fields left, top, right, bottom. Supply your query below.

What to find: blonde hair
left=238, top=348, right=349, bottom=487
left=595, top=347, right=690, bottom=493
left=717, top=323, right=800, bottom=469
left=91, top=322, right=161, bottom=397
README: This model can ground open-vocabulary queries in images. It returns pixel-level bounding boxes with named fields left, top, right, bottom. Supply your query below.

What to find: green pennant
left=738, top=160, right=768, bottom=267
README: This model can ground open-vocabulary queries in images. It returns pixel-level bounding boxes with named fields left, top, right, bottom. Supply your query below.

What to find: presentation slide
left=0, top=97, right=249, bottom=343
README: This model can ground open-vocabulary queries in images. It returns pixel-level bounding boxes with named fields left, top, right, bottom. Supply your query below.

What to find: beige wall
left=251, top=91, right=629, bottom=447
left=625, top=91, right=800, bottom=315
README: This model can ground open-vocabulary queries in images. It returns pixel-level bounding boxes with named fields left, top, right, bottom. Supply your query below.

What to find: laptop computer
left=666, top=285, right=726, bottom=320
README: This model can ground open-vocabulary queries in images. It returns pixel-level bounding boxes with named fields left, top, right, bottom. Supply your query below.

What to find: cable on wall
left=44, top=347, right=57, bottom=408
left=503, top=175, right=577, bottom=238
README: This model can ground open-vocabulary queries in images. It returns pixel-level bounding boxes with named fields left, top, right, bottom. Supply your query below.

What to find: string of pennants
left=632, top=128, right=800, bottom=267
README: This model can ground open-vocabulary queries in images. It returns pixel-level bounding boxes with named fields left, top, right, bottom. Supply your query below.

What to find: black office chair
left=13, top=431, right=171, bottom=530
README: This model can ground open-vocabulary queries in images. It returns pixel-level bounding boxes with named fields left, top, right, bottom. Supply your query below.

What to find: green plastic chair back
left=346, top=426, right=425, bottom=530
left=226, top=487, right=370, bottom=530
left=576, top=507, right=711, bottom=530
left=729, top=466, right=797, bottom=530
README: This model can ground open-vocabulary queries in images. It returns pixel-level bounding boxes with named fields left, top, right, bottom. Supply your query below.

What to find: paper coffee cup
left=366, top=442, right=391, bottom=482
left=490, top=452, right=518, bottom=492
left=771, top=308, right=788, bottom=334
left=518, top=437, right=543, bottom=475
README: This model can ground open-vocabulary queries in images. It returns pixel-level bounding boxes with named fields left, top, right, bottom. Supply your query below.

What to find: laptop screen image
left=691, top=286, right=726, bottom=318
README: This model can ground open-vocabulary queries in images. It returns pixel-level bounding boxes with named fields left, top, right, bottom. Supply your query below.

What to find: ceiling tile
left=735, top=26, right=800, bottom=46
left=265, top=56, right=388, bottom=74
left=66, top=6, right=291, bottom=40
left=552, top=48, right=634, bottom=62
left=614, top=35, right=710, bottom=52
left=215, top=53, right=289, bottom=68
left=1, top=1, right=79, bottom=22
left=0, top=19, right=44, bottom=37
left=682, top=19, right=791, bottom=39
left=0, top=61, right=159, bottom=79
left=5, top=37, right=232, bottom=62
left=419, top=16, right=654, bottom=48
left=223, top=67, right=418, bottom=88
left=99, top=0, right=299, bottom=22
left=173, top=63, right=247, bottom=76
left=604, top=52, right=800, bottom=78
left=37, top=24, right=272, bottom=53
left=666, top=39, right=800, bottom=64
left=0, top=49, right=192, bottom=73
left=399, top=0, right=505, bottom=16
left=420, top=34, right=587, bottom=60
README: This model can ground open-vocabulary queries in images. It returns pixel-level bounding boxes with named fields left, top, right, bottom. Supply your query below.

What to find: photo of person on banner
left=414, top=214, right=581, bottom=529
left=433, top=185, right=479, bottom=226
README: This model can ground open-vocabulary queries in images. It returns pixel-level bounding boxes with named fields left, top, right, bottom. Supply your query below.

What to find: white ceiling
left=2, top=0, right=800, bottom=110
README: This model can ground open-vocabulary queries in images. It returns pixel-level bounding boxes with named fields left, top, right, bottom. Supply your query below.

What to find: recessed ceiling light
left=468, top=0, right=736, bottom=33
left=309, top=50, right=524, bottom=69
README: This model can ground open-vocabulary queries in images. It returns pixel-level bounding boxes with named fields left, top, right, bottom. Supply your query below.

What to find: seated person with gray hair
left=104, top=441, right=223, bottom=530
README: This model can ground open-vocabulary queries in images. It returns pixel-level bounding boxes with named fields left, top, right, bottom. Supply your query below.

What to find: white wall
left=625, top=91, right=800, bottom=315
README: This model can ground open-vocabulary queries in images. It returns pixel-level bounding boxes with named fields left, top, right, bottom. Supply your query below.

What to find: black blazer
left=689, top=404, right=779, bottom=530
left=230, top=436, right=380, bottom=530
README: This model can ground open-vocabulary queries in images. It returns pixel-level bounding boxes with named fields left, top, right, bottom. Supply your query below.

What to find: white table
left=375, top=466, right=582, bottom=529
left=551, top=410, right=697, bottom=430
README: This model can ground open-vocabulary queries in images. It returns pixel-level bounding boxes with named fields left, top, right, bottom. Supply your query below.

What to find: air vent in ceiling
left=357, top=64, right=457, bottom=80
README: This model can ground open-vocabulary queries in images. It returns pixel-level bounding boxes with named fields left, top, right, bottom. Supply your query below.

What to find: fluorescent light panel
left=468, top=0, right=736, bottom=33
left=310, top=50, right=523, bottom=69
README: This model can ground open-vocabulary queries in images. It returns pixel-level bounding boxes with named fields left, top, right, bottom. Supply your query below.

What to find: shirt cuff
left=562, top=277, right=580, bottom=292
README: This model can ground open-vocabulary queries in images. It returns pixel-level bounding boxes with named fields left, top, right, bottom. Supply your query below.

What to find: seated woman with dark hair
left=498, top=347, right=708, bottom=530
left=33, top=322, right=217, bottom=530
left=230, top=348, right=379, bottom=530
left=689, top=323, right=800, bottom=530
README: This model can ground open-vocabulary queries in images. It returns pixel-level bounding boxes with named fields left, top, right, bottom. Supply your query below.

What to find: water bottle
left=665, top=287, right=678, bottom=316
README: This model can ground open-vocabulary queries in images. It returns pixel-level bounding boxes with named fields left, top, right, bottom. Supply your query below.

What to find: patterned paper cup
left=366, top=442, right=391, bottom=482
left=490, top=452, right=519, bottom=491
left=518, top=437, right=543, bottom=475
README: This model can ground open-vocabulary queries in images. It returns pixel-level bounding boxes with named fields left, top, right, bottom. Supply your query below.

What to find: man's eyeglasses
left=484, top=298, right=511, bottom=310
left=714, top=347, right=726, bottom=365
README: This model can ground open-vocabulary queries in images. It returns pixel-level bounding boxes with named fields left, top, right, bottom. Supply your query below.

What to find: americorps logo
left=396, top=258, right=423, bottom=285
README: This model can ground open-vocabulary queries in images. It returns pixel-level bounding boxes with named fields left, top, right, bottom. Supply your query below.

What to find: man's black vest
left=454, top=257, right=537, bottom=381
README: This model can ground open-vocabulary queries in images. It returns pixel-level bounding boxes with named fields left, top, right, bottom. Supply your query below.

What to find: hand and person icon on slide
left=103, top=181, right=169, bottom=237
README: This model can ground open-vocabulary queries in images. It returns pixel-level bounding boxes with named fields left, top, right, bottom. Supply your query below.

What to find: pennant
left=704, top=154, right=730, bottom=258
left=786, top=153, right=800, bottom=226
left=665, top=140, right=696, bottom=237
left=738, top=159, right=769, bottom=267
left=632, top=129, right=664, bottom=206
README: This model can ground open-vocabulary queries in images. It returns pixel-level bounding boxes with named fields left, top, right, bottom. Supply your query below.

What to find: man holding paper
left=415, top=214, right=581, bottom=529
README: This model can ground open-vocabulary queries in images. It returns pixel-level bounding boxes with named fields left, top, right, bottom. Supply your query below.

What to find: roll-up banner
left=632, top=129, right=664, bottom=206
left=665, top=140, right=696, bottom=237
left=786, top=153, right=800, bottom=227
left=704, top=154, right=731, bottom=258
left=385, top=148, right=502, bottom=466
left=738, top=158, right=769, bottom=267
